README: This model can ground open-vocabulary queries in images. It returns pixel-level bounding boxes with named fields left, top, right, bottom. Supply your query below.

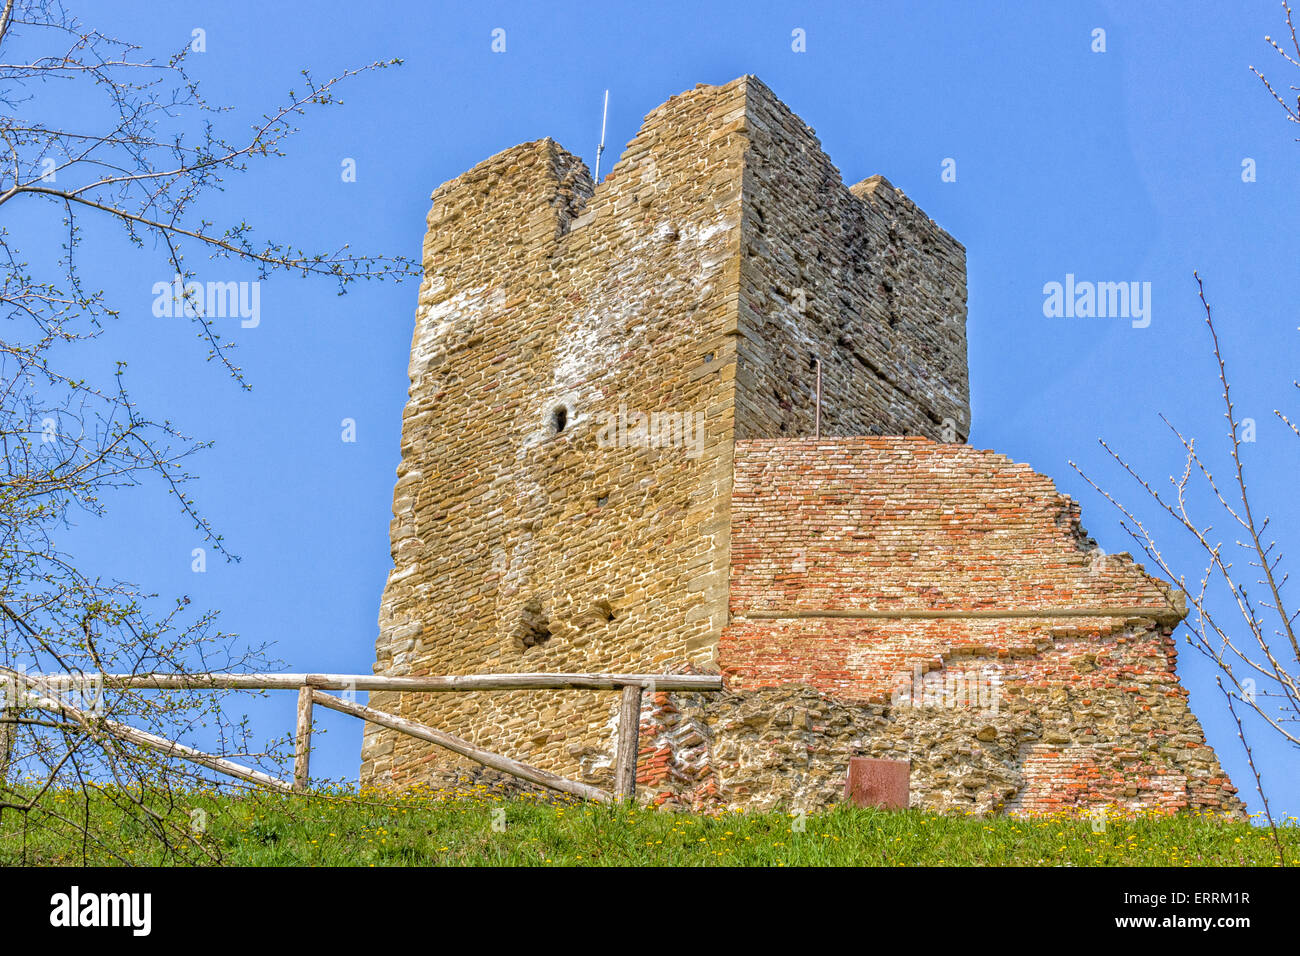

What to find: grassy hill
left=1, top=784, right=1294, bottom=866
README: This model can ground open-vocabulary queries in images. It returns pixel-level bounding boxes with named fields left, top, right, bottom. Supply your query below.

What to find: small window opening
left=551, top=405, right=569, bottom=434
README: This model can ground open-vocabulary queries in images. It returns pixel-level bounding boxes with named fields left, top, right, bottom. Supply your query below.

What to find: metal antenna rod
left=594, top=89, right=609, bottom=183
left=814, top=358, right=822, bottom=439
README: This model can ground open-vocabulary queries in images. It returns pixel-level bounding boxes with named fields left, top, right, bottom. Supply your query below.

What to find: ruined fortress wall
left=635, top=659, right=1242, bottom=816
left=733, top=79, right=970, bottom=442
left=363, top=78, right=1237, bottom=817
left=668, top=438, right=1238, bottom=816
left=364, top=77, right=979, bottom=787
left=725, top=438, right=1179, bottom=623
left=363, top=81, right=754, bottom=786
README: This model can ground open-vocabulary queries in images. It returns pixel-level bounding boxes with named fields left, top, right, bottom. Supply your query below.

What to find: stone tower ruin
left=362, top=76, right=1241, bottom=816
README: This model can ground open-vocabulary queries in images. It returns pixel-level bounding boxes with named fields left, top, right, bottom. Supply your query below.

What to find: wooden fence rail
left=74, top=673, right=720, bottom=692
left=1, top=668, right=294, bottom=791
left=1, top=670, right=723, bottom=803
left=308, top=690, right=613, bottom=803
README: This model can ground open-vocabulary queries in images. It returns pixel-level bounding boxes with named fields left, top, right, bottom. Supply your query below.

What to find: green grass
left=2, top=784, right=1295, bottom=866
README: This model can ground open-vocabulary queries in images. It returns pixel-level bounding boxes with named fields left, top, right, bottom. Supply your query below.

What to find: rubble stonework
left=362, top=76, right=1241, bottom=817
left=629, top=439, right=1240, bottom=815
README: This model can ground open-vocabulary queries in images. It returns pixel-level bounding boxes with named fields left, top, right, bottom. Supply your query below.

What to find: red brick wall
left=723, top=617, right=1169, bottom=702
left=727, top=437, right=1178, bottom=616
left=723, top=437, right=1182, bottom=696
left=707, top=438, right=1240, bottom=816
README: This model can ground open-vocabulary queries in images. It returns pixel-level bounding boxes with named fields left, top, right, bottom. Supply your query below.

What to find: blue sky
left=32, top=1, right=1299, bottom=813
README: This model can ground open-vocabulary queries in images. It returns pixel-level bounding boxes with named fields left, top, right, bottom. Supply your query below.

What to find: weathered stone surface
left=362, top=76, right=1241, bottom=819
left=607, top=658, right=1240, bottom=816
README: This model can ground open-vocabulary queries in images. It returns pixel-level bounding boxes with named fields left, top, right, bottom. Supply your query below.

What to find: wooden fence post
left=0, top=692, right=14, bottom=785
left=293, top=685, right=313, bottom=791
left=613, top=683, right=643, bottom=802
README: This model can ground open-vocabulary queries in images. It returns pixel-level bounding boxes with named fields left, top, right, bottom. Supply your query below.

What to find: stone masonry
left=362, top=76, right=1241, bottom=817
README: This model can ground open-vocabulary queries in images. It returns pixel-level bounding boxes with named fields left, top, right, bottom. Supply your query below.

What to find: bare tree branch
left=0, top=1, right=415, bottom=863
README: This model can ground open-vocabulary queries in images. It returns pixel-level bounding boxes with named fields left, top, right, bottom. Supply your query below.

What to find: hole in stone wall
left=522, top=620, right=551, bottom=649
left=519, top=596, right=551, bottom=651
left=573, top=599, right=615, bottom=630
left=550, top=405, right=569, bottom=435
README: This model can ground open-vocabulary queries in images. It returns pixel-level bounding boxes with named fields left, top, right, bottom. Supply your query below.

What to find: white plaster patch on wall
left=782, top=306, right=822, bottom=357
left=692, top=216, right=738, bottom=246
left=387, top=563, right=420, bottom=586
left=550, top=309, right=609, bottom=395
left=530, top=307, right=620, bottom=450
left=639, top=154, right=659, bottom=188
left=592, top=213, right=739, bottom=349
left=501, top=532, right=534, bottom=597
left=594, top=698, right=623, bottom=775
left=693, top=216, right=740, bottom=277
left=409, top=281, right=504, bottom=381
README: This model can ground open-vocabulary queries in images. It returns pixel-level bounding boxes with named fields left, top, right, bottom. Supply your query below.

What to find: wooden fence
left=0, top=669, right=722, bottom=804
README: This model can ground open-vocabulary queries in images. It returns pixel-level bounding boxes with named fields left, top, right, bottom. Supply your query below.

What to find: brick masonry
left=362, top=76, right=1241, bottom=817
